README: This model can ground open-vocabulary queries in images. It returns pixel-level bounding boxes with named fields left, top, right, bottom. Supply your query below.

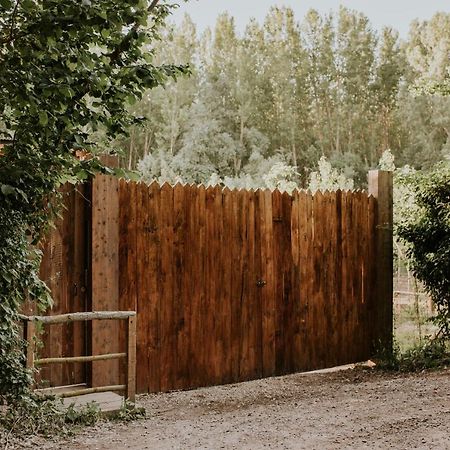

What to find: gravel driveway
left=16, top=367, right=450, bottom=449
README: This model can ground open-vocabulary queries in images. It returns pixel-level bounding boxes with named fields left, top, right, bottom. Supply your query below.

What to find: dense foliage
left=397, top=165, right=450, bottom=339
left=127, top=8, right=450, bottom=189
left=0, top=0, right=187, bottom=402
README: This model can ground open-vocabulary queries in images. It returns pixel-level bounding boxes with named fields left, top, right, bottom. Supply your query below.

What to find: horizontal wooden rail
left=35, top=384, right=126, bottom=398
left=394, top=290, right=427, bottom=297
left=35, top=353, right=127, bottom=365
left=19, top=311, right=136, bottom=324
left=22, top=311, right=137, bottom=402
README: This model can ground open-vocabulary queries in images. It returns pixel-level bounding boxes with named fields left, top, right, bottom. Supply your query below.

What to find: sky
left=172, top=0, right=450, bottom=38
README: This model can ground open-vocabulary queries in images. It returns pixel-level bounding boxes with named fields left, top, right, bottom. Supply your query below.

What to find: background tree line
left=117, top=6, right=450, bottom=190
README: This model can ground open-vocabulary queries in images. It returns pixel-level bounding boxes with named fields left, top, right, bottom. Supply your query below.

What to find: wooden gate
left=37, top=184, right=91, bottom=387
left=39, top=171, right=393, bottom=393
left=114, top=170, right=392, bottom=394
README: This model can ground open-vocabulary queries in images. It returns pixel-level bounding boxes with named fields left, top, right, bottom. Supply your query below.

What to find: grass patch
left=0, top=395, right=146, bottom=448
left=0, top=396, right=101, bottom=439
left=394, top=303, right=437, bottom=352
left=377, top=338, right=450, bottom=372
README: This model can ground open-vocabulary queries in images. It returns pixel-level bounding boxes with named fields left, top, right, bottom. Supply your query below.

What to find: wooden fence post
left=25, top=320, right=36, bottom=374
left=91, top=171, right=120, bottom=387
left=126, top=315, right=136, bottom=402
left=368, top=170, right=393, bottom=354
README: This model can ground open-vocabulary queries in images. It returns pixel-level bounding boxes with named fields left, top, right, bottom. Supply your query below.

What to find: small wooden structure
left=20, top=311, right=137, bottom=407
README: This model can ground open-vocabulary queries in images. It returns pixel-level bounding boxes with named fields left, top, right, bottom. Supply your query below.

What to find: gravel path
left=12, top=368, right=450, bottom=449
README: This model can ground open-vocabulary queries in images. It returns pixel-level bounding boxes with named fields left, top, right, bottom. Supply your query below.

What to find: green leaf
left=1, top=184, right=15, bottom=196
left=39, top=111, right=48, bottom=126
left=96, top=10, right=108, bottom=20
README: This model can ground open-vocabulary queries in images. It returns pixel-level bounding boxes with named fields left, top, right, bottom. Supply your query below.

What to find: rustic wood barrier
left=20, top=311, right=137, bottom=401
left=39, top=170, right=393, bottom=395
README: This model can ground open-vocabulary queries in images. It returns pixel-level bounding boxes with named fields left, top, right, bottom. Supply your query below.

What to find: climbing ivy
left=0, top=0, right=188, bottom=403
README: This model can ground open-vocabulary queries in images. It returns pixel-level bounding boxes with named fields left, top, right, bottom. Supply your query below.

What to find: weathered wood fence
left=38, top=171, right=393, bottom=394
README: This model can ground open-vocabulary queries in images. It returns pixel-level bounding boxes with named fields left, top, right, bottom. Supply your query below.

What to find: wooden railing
left=20, top=311, right=137, bottom=402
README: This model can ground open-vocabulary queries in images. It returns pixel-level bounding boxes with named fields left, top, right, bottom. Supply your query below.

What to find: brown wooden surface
left=126, top=315, right=137, bottom=402
left=40, top=172, right=391, bottom=394
left=38, top=184, right=89, bottom=387
left=369, top=171, right=394, bottom=352
left=113, top=176, right=386, bottom=393
left=91, top=175, right=120, bottom=387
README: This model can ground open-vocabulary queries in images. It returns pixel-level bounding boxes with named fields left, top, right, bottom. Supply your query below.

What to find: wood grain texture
left=38, top=184, right=89, bottom=387
left=40, top=175, right=392, bottom=394
left=91, top=175, right=120, bottom=388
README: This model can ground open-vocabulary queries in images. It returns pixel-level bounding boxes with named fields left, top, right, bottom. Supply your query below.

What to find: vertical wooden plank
left=245, top=190, right=258, bottom=380
left=159, top=183, right=175, bottom=392
left=261, top=189, right=276, bottom=377
left=280, top=191, right=293, bottom=374
left=353, top=191, right=365, bottom=361
left=145, top=181, right=162, bottom=393
left=71, top=184, right=88, bottom=384
left=297, top=191, right=307, bottom=371
left=357, top=192, right=369, bottom=360
left=230, top=188, right=242, bottom=382
left=334, top=190, right=344, bottom=366
left=61, top=187, right=73, bottom=385
left=367, top=194, right=378, bottom=355
left=185, top=185, right=198, bottom=388
left=198, top=185, right=207, bottom=387
left=289, top=190, right=298, bottom=371
left=46, top=188, right=66, bottom=386
left=298, top=191, right=314, bottom=371
left=221, top=188, right=233, bottom=384
left=213, top=186, right=227, bottom=384
left=253, top=190, right=263, bottom=379
left=368, top=170, right=393, bottom=353
left=118, top=180, right=137, bottom=317
left=181, top=184, right=193, bottom=389
left=347, top=192, right=358, bottom=362
left=118, top=180, right=135, bottom=387
left=310, top=191, right=323, bottom=369
left=126, top=315, right=137, bottom=402
left=203, top=186, right=215, bottom=386
left=91, top=174, right=120, bottom=387
left=190, top=185, right=206, bottom=388
left=326, top=191, right=339, bottom=367
left=173, top=183, right=188, bottom=390
left=272, top=189, right=284, bottom=374
left=237, top=189, right=249, bottom=380
left=361, top=193, right=372, bottom=359
left=341, top=191, right=352, bottom=364
left=134, top=182, right=150, bottom=393
left=318, top=191, right=330, bottom=368
left=25, top=321, right=36, bottom=374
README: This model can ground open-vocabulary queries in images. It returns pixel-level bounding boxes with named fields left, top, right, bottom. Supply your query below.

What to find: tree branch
left=108, top=0, right=161, bottom=64
left=0, top=0, right=21, bottom=46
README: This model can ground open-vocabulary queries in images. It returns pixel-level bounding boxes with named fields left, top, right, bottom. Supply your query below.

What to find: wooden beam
left=25, top=320, right=35, bottom=374
left=19, top=311, right=136, bottom=324
left=368, top=170, right=393, bottom=354
left=126, top=315, right=137, bottom=402
left=35, top=385, right=126, bottom=398
left=91, top=174, right=120, bottom=388
left=36, top=353, right=127, bottom=365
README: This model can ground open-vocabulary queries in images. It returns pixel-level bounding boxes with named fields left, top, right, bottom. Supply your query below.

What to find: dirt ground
left=14, top=367, right=450, bottom=449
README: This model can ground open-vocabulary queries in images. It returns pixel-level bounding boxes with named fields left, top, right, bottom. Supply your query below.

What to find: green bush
left=378, top=339, right=450, bottom=372
left=397, top=164, right=450, bottom=339
left=0, top=396, right=101, bottom=438
left=0, top=0, right=188, bottom=404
